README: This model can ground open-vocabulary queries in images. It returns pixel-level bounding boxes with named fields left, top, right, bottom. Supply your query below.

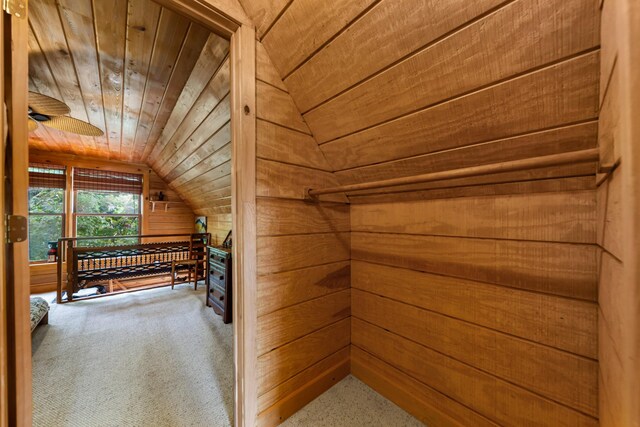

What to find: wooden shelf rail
left=306, top=148, right=599, bottom=198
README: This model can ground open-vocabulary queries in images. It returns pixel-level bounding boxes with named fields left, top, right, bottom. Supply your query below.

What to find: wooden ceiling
left=240, top=0, right=601, bottom=199
left=27, top=0, right=228, bottom=162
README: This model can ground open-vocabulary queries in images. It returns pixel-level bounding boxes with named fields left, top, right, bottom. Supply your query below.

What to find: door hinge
left=6, top=215, right=27, bottom=243
left=3, top=0, right=27, bottom=19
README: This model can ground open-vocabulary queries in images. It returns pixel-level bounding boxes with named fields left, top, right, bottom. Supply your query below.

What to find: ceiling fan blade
left=42, top=116, right=104, bottom=137
left=28, top=118, right=39, bottom=132
left=28, top=92, right=71, bottom=116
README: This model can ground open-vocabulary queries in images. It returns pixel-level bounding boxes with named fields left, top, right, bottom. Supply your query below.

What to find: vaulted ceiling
left=27, top=0, right=228, bottom=162
left=239, top=0, right=600, bottom=198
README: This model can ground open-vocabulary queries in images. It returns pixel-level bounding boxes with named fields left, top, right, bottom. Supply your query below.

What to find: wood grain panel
left=256, top=159, right=348, bottom=203
left=152, top=58, right=230, bottom=172
left=147, top=33, right=229, bottom=164
left=92, top=0, right=128, bottom=156
left=256, top=42, right=287, bottom=91
left=236, top=0, right=289, bottom=37
left=599, top=0, right=617, bottom=105
left=256, top=81, right=310, bottom=134
left=258, top=347, right=350, bottom=414
left=130, top=8, right=190, bottom=160
left=352, top=232, right=598, bottom=300
left=57, top=0, right=109, bottom=152
left=166, top=137, right=231, bottom=191
left=256, top=120, right=332, bottom=171
left=320, top=51, right=599, bottom=171
left=257, top=318, right=351, bottom=396
left=146, top=171, right=194, bottom=240
left=285, top=0, right=504, bottom=112
left=29, top=0, right=228, bottom=162
left=257, top=232, right=350, bottom=275
left=27, top=31, right=85, bottom=155
left=257, top=261, right=350, bottom=317
left=352, top=346, right=498, bottom=427
left=304, top=0, right=599, bottom=143
left=29, top=264, right=58, bottom=293
left=598, top=251, right=625, bottom=426
left=257, top=198, right=349, bottom=236
left=258, top=290, right=350, bottom=356
left=597, top=3, right=640, bottom=425
left=337, top=121, right=597, bottom=185
left=353, top=289, right=597, bottom=415
left=258, top=351, right=350, bottom=426
left=598, top=62, right=621, bottom=168
left=351, top=190, right=597, bottom=244
left=353, top=319, right=598, bottom=426
left=597, top=167, right=623, bottom=259
left=163, top=106, right=231, bottom=182
left=28, top=0, right=98, bottom=153
left=140, top=23, right=211, bottom=160
left=172, top=161, right=231, bottom=196
left=28, top=0, right=226, bottom=162
left=262, top=0, right=377, bottom=77
left=352, top=260, right=597, bottom=358
left=120, top=0, right=161, bottom=158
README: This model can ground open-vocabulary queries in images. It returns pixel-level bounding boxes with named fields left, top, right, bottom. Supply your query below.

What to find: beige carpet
left=282, top=375, right=423, bottom=427
left=32, top=285, right=234, bottom=427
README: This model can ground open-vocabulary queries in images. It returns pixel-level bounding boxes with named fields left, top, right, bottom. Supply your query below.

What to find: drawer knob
left=219, top=295, right=224, bottom=301
left=219, top=275, right=224, bottom=281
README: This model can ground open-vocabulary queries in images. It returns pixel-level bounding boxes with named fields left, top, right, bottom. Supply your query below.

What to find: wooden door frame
left=3, top=1, right=257, bottom=426
left=2, top=7, right=32, bottom=427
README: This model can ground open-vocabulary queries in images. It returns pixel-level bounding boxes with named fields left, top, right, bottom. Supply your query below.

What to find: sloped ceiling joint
left=238, top=0, right=600, bottom=199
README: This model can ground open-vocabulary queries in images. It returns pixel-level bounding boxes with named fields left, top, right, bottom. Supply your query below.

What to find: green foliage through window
left=76, top=191, right=139, bottom=214
left=28, top=188, right=64, bottom=262
left=75, top=190, right=141, bottom=247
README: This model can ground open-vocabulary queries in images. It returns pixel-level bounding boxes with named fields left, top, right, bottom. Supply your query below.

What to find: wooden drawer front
left=209, top=265, right=226, bottom=284
left=208, top=251, right=228, bottom=266
left=209, top=286, right=226, bottom=305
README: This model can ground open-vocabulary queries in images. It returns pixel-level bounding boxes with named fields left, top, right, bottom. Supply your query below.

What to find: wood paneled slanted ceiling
left=27, top=0, right=228, bottom=162
left=145, top=32, right=231, bottom=244
left=239, top=0, right=601, bottom=198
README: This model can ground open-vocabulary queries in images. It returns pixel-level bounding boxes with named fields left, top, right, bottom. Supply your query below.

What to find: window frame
left=27, top=161, right=150, bottom=263
left=27, top=166, right=67, bottom=264
left=72, top=188, right=143, bottom=245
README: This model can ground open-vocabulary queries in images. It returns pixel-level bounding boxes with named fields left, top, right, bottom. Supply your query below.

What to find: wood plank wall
left=241, top=0, right=604, bottom=424
left=597, top=0, right=640, bottom=425
left=350, top=191, right=599, bottom=426
left=146, top=33, right=232, bottom=245
left=254, top=42, right=351, bottom=426
left=241, top=0, right=600, bottom=195
left=146, top=170, right=195, bottom=242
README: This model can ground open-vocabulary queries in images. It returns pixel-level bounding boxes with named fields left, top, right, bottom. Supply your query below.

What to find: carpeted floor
left=282, top=376, right=423, bottom=427
left=32, top=285, right=234, bottom=427
left=32, top=286, right=422, bottom=427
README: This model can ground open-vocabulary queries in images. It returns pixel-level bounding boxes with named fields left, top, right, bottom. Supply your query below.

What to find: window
left=28, top=163, right=66, bottom=262
left=73, top=168, right=143, bottom=246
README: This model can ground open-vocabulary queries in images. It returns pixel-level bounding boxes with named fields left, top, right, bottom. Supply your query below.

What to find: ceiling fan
left=27, top=92, right=104, bottom=137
